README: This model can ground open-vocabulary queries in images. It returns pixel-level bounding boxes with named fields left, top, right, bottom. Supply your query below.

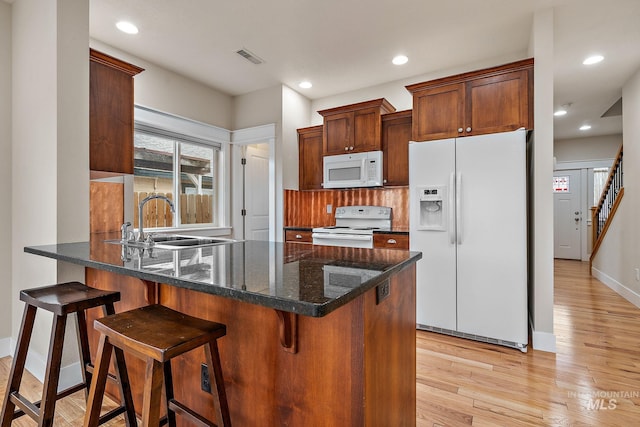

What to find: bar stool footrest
left=168, top=399, right=217, bottom=427
left=97, top=406, right=127, bottom=425
left=8, top=392, right=39, bottom=421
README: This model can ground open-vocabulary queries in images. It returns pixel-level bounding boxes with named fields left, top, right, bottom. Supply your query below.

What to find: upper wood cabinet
left=319, top=98, right=396, bottom=156
left=406, top=58, right=533, bottom=142
left=297, top=125, right=324, bottom=191
left=90, top=49, right=144, bottom=174
left=381, top=110, right=412, bottom=187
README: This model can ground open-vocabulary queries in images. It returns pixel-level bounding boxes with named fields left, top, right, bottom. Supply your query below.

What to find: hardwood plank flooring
left=417, top=259, right=640, bottom=426
left=2, top=260, right=639, bottom=426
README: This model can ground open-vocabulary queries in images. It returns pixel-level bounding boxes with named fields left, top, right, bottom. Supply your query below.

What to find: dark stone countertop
left=25, top=236, right=421, bottom=318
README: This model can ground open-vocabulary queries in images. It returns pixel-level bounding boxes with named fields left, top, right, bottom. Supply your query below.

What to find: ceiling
left=89, top=0, right=640, bottom=140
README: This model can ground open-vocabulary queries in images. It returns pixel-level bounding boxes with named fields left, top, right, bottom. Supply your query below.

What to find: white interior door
left=553, top=169, right=582, bottom=260
left=245, top=143, right=270, bottom=240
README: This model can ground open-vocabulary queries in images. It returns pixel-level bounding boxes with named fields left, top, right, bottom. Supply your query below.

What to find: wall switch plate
left=327, top=204, right=332, bottom=213
left=201, top=363, right=211, bottom=393
left=635, top=268, right=640, bottom=281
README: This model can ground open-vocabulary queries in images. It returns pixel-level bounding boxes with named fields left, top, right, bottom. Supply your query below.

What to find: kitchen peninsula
left=25, top=236, right=421, bottom=426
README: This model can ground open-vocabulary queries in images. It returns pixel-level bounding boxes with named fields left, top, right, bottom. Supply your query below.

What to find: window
left=133, top=106, right=227, bottom=232
left=593, top=167, right=609, bottom=205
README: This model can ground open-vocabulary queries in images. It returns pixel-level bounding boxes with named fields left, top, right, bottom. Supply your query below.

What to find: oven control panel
left=335, top=206, right=391, bottom=220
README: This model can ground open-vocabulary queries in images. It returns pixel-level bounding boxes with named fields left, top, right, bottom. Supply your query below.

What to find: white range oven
left=311, top=205, right=392, bottom=249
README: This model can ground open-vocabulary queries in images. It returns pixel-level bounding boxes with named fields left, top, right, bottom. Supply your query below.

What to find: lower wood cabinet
left=373, top=233, right=409, bottom=250
left=285, top=229, right=313, bottom=244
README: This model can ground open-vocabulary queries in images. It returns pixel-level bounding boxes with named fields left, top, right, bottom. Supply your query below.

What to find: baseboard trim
left=592, top=267, right=640, bottom=308
left=531, top=329, right=557, bottom=353
left=8, top=338, right=84, bottom=391
left=0, top=337, right=11, bottom=358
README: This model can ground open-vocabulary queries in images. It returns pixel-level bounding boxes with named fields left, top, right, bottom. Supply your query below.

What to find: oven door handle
left=312, top=233, right=372, bottom=241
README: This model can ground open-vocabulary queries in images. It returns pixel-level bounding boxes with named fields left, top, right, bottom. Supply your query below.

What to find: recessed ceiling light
left=554, top=109, right=567, bottom=117
left=392, top=55, right=408, bottom=65
left=116, top=21, right=139, bottom=35
left=299, top=81, right=312, bottom=89
left=579, top=124, right=592, bottom=131
left=583, top=55, right=604, bottom=65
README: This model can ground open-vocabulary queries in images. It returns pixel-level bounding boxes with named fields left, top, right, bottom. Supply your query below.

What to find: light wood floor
left=2, top=259, right=639, bottom=426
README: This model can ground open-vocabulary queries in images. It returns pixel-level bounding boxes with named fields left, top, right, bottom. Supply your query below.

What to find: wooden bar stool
left=0, top=281, right=137, bottom=427
left=84, top=304, right=231, bottom=427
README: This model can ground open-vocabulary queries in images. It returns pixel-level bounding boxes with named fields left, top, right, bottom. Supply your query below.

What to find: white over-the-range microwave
left=322, top=150, right=383, bottom=189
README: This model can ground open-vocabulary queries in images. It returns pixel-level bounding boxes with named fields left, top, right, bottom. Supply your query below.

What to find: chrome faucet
left=137, top=195, right=175, bottom=242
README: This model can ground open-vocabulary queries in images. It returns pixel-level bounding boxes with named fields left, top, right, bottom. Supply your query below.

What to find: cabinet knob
left=344, top=147, right=349, bottom=151
left=458, top=128, right=463, bottom=133
left=387, top=239, right=397, bottom=244
left=466, top=127, right=472, bottom=132
left=349, top=146, right=354, bottom=151
left=295, top=234, right=302, bottom=239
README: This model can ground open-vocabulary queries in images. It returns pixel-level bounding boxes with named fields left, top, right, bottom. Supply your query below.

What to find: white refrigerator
left=409, top=129, right=527, bottom=351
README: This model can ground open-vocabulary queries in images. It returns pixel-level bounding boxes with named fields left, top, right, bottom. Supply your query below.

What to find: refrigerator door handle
left=449, top=172, right=456, bottom=244
left=456, top=172, right=463, bottom=245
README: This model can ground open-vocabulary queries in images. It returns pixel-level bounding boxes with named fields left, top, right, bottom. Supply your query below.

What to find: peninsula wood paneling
left=284, top=187, right=409, bottom=229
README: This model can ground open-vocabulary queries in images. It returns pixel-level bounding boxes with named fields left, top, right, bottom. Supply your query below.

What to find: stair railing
left=591, top=145, right=623, bottom=260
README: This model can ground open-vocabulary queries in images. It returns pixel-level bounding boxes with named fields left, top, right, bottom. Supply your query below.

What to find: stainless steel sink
left=105, top=234, right=238, bottom=250
left=154, top=235, right=237, bottom=249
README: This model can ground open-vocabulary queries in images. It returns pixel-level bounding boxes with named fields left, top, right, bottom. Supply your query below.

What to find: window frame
left=133, top=105, right=231, bottom=235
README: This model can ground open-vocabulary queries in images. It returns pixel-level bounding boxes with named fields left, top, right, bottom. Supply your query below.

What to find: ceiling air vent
left=236, top=48, right=264, bottom=65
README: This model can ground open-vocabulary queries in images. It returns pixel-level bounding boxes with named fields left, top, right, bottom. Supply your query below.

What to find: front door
left=553, top=169, right=582, bottom=260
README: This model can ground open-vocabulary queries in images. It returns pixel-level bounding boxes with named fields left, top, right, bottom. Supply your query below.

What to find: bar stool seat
left=85, top=304, right=231, bottom=427
left=0, top=281, right=137, bottom=427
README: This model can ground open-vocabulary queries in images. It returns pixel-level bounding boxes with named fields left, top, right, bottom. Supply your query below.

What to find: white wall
left=528, top=7, right=556, bottom=352
left=282, top=86, right=312, bottom=190
left=554, top=134, right=621, bottom=162
left=0, top=0, right=12, bottom=350
left=11, top=0, right=89, bottom=382
left=592, top=66, right=640, bottom=304
left=90, top=40, right=233, bottom=130
left=233, top=85, right=284, bottom=240
left=309, top=51, right=526, bottom=125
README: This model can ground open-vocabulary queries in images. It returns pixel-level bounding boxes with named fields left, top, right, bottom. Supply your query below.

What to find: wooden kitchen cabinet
left=406, top=58, right=533, bottom=142
left=297, top=125, right=324, bottom=190
left=319, top=98, right=395, bottom=156
left=90, top=49, right=144, bottom=174
left=381, top=110, right=412, bottom=186
left=373, top=233, right=409, bottom=250
left=285, top=229, right=313, bottom=244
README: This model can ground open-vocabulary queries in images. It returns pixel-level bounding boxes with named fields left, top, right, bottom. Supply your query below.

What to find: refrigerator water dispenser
left=417, top=186, right=447, bottom=231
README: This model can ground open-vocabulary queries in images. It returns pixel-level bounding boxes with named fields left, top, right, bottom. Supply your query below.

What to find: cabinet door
left=466, top=69, right=530, bottom=135
left=381, top=111, right=411, bottom=186
left=412, top=83, right=464, bottom=142
left=323, top=111, right=353, bottom=155
left=352, top=107, right=382, bottom=153
left=89, top=49, right=143, bottom=174
left=298, top=126, right=324, bottom=190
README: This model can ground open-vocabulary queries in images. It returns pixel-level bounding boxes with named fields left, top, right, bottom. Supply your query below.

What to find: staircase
left=590, top=145, right=623, bottom=262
